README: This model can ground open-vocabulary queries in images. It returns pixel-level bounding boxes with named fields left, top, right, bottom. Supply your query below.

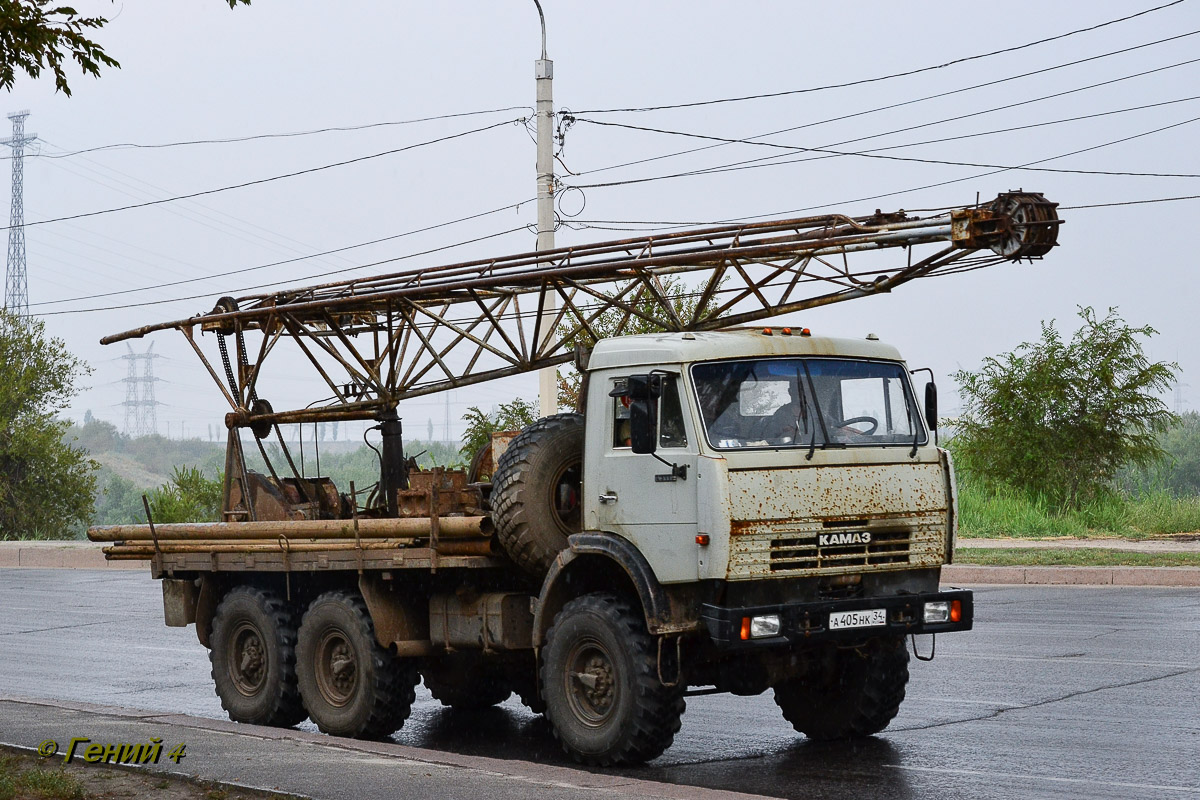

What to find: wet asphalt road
left=0, top=569, right=1197, bottom=799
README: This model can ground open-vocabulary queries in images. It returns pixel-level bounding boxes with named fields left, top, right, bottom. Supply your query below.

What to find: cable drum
left=988, top=192, right=1060, bottom=259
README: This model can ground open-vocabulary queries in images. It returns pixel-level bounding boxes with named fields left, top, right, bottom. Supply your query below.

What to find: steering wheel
left=833, top=416, right=879, bottom=435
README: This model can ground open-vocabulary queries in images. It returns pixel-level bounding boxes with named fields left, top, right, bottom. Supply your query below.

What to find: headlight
left=924, top=601, right=950, bottom=623
left=749, top=614, right=781, bottom=638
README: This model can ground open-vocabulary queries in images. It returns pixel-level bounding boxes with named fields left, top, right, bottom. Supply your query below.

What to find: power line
left=576, top=0, right=1188, bottom=114
left=2, top=106, right=532, bottom=161
left=571, top=32, right=1200, bottom=180
left=32, top=141, right=325, bottom=287
left=569, top=193, right=1200, bottom=233
left=2, top=118, right=523, bottom=232
left=567, top=116, right=1200, bottom=231
left=1060, top=194, right=1200, bottom=209
left=570, top=94, right=1200, bottom=190
left=40, top=225, right=530, bottom=316
left=565, top=114, right=1200, bottom=188
left=31, top=198, right=535, bottom=307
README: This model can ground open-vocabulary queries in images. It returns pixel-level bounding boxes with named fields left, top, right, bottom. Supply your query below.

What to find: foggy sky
left=4, top=1, right=1197, bottom=443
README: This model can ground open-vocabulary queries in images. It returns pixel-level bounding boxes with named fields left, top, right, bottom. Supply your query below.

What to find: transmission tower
left=3, top=110, right=36, bottom=318
left=121, top=343, right=162, bottom=437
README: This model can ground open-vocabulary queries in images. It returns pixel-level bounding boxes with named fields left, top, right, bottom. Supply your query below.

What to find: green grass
left=0, top=754, right=83, bottom=800
left=956, top=548, right=1200, bottom=567
left=958, top=482, right=1200, bottom=539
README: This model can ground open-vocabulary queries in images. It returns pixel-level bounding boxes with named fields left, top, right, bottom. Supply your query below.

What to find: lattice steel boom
left=102, top=191, right=1060, bottom=431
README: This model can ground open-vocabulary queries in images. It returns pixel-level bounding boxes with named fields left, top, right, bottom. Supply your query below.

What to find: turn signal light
left=740, top=617, right=751, bottom=640
left=950, top=599, right=962, bottom=623
left=696, top=534, right=710, bottom=546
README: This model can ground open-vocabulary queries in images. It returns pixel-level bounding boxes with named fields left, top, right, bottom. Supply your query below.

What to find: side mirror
left=924, top=381, right=938, bottom=432
left=626, top=374, right=661, bottom=454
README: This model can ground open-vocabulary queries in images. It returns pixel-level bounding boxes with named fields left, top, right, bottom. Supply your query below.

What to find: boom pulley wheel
left=987, top=191, right=1060, bottom=259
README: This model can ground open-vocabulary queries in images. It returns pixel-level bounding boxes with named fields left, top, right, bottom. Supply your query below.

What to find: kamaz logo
left=818, top=531, right=871, bottom=546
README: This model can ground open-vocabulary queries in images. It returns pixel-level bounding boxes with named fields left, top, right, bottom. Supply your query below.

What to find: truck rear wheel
left=421, top=655, right=512, bottom=710
left=773, top=636, right=909, bottom=740
left=541, top=592, right=684, bottom=766
left=209, top=586, right=307, bottom=727
left=491, top=413, right=584, bottom=575
left=296, top=591, right=419, bottom=739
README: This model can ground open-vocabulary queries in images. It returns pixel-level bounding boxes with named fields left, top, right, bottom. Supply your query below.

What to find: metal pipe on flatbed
left=87, top=516, right=492, bottom=542
left=102, top=537, right=496, bottom=558
left=103, top=539, right=417, bottom=555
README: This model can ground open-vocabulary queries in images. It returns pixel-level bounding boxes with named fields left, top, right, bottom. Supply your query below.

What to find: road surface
left=1, top=569, right=1197, bottom=799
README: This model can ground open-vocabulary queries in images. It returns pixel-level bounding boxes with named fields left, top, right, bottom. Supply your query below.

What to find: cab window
left=610, top=375, right=688, bottom=449
left=659, top=376, right=688, bottom=449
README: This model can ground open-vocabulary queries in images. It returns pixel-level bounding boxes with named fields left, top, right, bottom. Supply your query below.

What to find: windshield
left=691, top=358, right=925, bottom=450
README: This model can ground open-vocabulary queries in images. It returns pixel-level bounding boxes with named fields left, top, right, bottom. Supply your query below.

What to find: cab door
left=589, top=374, right=699, bottom=583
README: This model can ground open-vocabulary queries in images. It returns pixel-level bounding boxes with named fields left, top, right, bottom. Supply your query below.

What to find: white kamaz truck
left=90, top=192, right=1059, bottom=765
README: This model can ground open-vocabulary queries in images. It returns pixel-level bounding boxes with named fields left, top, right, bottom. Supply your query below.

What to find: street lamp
left=532, top=0, right=557, bottom=418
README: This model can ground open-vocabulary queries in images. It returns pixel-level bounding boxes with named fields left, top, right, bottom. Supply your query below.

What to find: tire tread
left=491, top=413, right=584, bottom=575
left=542, top=592, right=684, bottom=766
left=209, top=585, right=306, bottom=727
left=774, top=636, right=909, bottom=740
left=298, top=591, right=418, bottom=739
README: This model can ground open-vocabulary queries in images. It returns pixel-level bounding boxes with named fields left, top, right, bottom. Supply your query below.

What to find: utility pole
left=533, top=0, right=557, bottom=418
left=3, top=110, right=35, bottom=319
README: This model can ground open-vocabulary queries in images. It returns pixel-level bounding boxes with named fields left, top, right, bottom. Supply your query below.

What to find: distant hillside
left=63, top=419, right=465, bottom=537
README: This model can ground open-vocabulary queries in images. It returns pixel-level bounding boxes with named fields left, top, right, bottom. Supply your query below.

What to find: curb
left=0, top=541, right=144, bottom=570
left=942, top=564, right=1200, bottom=587
left=0, top=695, right=768, bottom=800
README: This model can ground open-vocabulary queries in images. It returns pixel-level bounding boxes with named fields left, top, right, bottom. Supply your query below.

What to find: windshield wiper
left=801, top=361, right=838, bottom=450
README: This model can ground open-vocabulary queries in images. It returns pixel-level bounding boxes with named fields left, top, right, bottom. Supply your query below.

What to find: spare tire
left=491, top=413, right=584, bottom=575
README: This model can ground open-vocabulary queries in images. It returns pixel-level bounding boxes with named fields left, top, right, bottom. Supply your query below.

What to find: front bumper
left=700, top=588, right=973, bottom=648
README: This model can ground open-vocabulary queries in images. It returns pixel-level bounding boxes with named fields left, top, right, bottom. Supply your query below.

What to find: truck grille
left=726, top=515, right=946, bottom=579
left=769, top=529, right=910, bottom=572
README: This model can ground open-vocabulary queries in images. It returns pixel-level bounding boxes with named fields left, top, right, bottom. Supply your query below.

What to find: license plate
left=829, top=608, right=887, bottom=630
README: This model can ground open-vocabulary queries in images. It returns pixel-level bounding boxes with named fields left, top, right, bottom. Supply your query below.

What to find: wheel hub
left=229, top=623, right=267, bottom=696
left=566, top=640, right=616, bottom=725
left=316, top=631, right=357, bottom=707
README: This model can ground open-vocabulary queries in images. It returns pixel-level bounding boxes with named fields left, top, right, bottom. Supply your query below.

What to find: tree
left=459, top=399, right=537, bottom=462
left=0, top=310, right=96, bottom=538
left=952, top=306, right=1178, bottom=509
left=1120, top=411, right=1200, bottom=497
left=555, top=275, right=721, bottom=409
left=0, top=0, right=248, bottom=96
left=147, top=466, right=223, bottom=524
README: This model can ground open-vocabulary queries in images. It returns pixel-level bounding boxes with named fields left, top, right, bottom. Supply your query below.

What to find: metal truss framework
left=4, top=110, right=35, bottom=318
left=103, top=192, right=1060, bottom=430
left=120, top=342, right=161, bottom=437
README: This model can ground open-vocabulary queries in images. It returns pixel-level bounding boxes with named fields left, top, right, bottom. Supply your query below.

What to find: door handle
left=598, top=493, right=618, bottom=504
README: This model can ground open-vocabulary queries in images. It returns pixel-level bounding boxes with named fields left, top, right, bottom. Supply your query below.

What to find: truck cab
left=584, top=327, right=957, bottom=589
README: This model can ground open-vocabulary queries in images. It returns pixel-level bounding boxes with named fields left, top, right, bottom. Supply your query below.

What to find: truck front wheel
left=209, top=586, right=306, bottom=727
left=773, top=635, right=909, bottom=740
left=541, top=593, right=684, bottom=766
left=296, top=591, right=419, bottom=739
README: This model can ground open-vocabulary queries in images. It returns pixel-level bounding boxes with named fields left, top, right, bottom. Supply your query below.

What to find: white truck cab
left=583, top=327, right=956, bottom=589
